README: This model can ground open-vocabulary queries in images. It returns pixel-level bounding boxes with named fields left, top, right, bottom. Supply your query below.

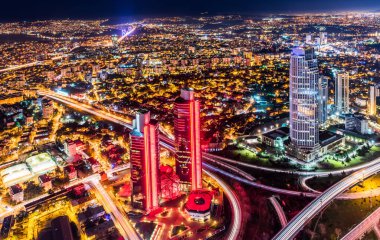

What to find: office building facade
left=174, top=88, right=202, bottom=191
left=130, top=110, right=160, bottom=211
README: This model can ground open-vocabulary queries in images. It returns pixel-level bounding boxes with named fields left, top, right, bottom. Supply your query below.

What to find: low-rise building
left=64, top=139, right=87, bottom=157
left=37, top=216, right=75, bottom=240
left=86, top=157, right=101, bottom=173
left=345, top=113, right=369, bottom=135
left=282, top=128, right=345, bottom=162
left=39, top=174, right=52, bottom=191
left=64, top=140, right=77, bottom=157
left=10, top=184, right=23, bottom=203
left=64, top=165, right=77, bottom=181
left=185, top=190, right=214, bottom=222
left=261, top=127, right=289, bottom=149
left=42, top=100, right=54, bottom=119
left=77, top=205, right=106, bottom=223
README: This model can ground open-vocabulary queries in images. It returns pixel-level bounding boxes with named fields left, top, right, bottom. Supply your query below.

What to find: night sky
left=1, top=0, right=380, bottom=21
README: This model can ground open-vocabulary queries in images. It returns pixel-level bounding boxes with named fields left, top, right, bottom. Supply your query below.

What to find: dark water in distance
left=0, top=34, right=49, bottom=43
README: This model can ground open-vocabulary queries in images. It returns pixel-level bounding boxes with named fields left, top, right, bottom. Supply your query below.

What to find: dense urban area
left=1, top=12, right=380, bottom=240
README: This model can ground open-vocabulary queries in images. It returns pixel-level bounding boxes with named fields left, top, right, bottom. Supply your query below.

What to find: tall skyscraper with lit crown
left=130, top=110, right=160, bottom=211
left=289, top=47, right=320, bottom=151
left=174, top=88, right=202, bottom=191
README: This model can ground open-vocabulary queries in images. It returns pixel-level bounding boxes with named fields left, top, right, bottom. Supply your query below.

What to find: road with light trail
left=273, top=162, right=380, bottom=240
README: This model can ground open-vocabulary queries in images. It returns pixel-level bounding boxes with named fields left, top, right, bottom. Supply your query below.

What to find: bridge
left=269, top=196, right=288, bottom=228
left=273, top=162, right=380, bottom=240
left=118, top=27, right=136, bottom=43
left=40, top=90, right=380, bottom=240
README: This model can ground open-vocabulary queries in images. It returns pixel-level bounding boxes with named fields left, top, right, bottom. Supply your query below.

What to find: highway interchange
left=39, top=90, right=380, bottom=240
left=39, top=90, right=242, bottom=240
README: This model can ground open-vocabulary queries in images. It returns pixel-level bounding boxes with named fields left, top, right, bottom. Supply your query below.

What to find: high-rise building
left=130, top=110, right=160, bottom=211
left=318, top=77, right=328, bottom=125
left=314, top=37, right=321, bottom=46
left=320, top=32, right=328, bottom=45
left=368, top=85, right=378, bottom=116
left=174, top=88, right=202, bottom=191
left=112, top=35, right=118, bottom=47
left=345, top=113, right=369, bottom=135
left=335, top=73, right=350, bottom=114
left=289, top=47, right=320, bottom=151
left=42, top=99, right=54, bottom=119
left=306, top=34, right=312, bottom=44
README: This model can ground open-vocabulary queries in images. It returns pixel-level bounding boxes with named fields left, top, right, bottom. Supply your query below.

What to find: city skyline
left=2, top=4, right=380, bottom=240
left=1, top=0, right=380, bottom=21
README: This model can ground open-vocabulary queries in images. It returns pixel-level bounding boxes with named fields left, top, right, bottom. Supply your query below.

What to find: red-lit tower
left=174, top=88, right=202, bottom=191
left=130, top=110, right=160, bottom=211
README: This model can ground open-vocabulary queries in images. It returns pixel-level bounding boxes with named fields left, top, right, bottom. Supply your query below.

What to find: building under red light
left=174, top=88, right=202, bottom=191
left=160, top=165, right=180, bottom=199
left=185, top=189, right=214, bottom=221
left=130, top=110, right=160, bottom=211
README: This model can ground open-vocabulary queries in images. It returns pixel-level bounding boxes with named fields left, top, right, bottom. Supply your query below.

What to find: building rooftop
left=10, top=184, right=23, bottom=194
left=39, top=174, right=51, bottom=183
left=263, top=127, right=289, bottom=140
left=78, top=205, right=106, bottom=223
left=185, top=190, right=213, bottom=213
left=37, top=216, right=74, bottom=240
left=319, top=131, right=344, bottom=147
left=64, top=164, right=76, bottom=173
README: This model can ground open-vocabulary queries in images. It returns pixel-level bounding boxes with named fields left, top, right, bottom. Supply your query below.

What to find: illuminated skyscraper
left=174, top=88, right=202, bottom=191
left=368, top=85, right=378, bottom=116
left=305, top=34, right=312, bottom=44
left=111, top=35, right=118, bottom=47
left=318, top=77, right=328, bottom=125
left=130, top=110, right=160, bottom=211
left=319, top=32, right=328, bottom=45
left=335, top=73, right=350, bottom=114
left=289, top=47, right=320, bottom=151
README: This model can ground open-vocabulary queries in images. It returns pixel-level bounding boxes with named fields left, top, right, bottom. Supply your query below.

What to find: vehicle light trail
left=273, top=162, right=380, bottom=240
left=38, top=91, right=243, bottom=240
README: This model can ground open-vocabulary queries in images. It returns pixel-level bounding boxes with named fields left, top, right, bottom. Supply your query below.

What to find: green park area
left=216, top=142, right=380, bottom=172
left=216, top=147, right=294, bottom=169
left=319, top=145, right=380, bottom=170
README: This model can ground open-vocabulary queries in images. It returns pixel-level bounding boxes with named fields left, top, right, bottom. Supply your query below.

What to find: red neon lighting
left=190, top=101, right=196, bottom=190
left=185, top=190, right=213, bottom=212
left=194, top=101, right=202, bottom=189
left=144, top=125, right=152, bottom=210
left=149, top=124, right=158, bottom=208
left=190, top=100, right=202, bottom=190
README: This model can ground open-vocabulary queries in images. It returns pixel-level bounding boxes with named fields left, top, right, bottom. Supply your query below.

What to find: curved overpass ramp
left=272, top=161, right=380, bottom=240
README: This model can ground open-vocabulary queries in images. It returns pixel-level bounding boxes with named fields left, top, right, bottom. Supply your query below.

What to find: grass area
left=306, top=173, right=380, bottom=193
left=216, top=147, right=297, bottom=170
left=304, top=197, right=380, bottom=239
left=318, top=145, right=380, bottom=170
left=231, top=149, right=272, bottom=166
left=348, top=174, right=380, bottom=193
left=321, top=156, right=362, bottom=169
left=215, top=143, right=380, bottom=173
left=306, top=175, right=344, bottom=192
